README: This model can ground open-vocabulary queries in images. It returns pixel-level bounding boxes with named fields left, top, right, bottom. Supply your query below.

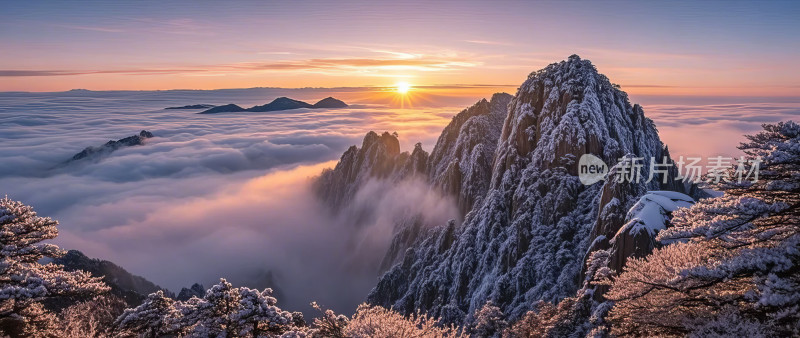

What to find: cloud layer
left=642, top=99, right=800, bottom=159
left=0, top=88, right=461, bottom=313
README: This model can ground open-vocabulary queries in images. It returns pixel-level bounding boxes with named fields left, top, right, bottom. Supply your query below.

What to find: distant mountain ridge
left=54, top=250, right=170, bottom=307
left=165, top=104, right=216, bottom=110
left=54, top=250, right=280, bottom=308
left=177, top=283, right=206, bottom=301
left=199, top=104, right=247, bottom=114
left=198, top=96, right=347, bottom=114
left=312, top=97, right=350, bottom=108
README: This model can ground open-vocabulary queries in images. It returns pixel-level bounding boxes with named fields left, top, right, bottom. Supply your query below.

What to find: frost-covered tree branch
left=606, top=121, right=800, bottom=336
left=0, top=197, right=109, bottom=336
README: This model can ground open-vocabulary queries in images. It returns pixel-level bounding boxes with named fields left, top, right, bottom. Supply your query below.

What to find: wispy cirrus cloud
left=58, top=25, right=126, bottom=33
left=0, top=70, right=73, bottom=77
left=0, top=55, right=481, bottom=77
left=620, top=84, right=678, bottom=88
left=0, top=69, right=207, bottom=77
left=234, top=57, right=479, bottom=71
left=463, top=40, right=515, bottom=46
left=55, top=17, right=211, bottom=36
left=131, top=17, right=214, bottom=36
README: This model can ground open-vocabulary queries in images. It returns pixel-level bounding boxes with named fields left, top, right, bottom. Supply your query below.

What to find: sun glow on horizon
left=396, top=82, right=411, bottom=94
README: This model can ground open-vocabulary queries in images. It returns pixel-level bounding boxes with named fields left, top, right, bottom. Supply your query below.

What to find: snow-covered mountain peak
left=369, top=56, right=697, bottom=323
left=495, top=55, right=659, bottom=187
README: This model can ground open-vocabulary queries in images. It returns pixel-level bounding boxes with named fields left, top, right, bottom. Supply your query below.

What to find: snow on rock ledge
left=617, top=191, right=694, bottom=238
left=609, top=191, right=694, bottom=273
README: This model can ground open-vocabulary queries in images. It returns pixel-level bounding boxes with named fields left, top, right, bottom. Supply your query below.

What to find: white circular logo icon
left=578, top=154, right=607, bottom=185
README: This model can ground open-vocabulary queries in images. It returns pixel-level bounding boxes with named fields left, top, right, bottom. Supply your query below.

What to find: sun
left=396, top=82, right=411, bottom=94
left=387, top=81, right=417, bottom=108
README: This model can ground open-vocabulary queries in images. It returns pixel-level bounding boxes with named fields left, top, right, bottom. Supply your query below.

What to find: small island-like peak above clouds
left=192, top=97, right=348, bottom=114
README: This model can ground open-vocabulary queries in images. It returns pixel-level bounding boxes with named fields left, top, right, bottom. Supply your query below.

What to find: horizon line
left=0, top=84, right=522, bottom=94
left=2, top=84, right=799, bottom=99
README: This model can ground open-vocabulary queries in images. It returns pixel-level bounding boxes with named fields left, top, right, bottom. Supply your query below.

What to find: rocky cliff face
left=313, top=92, right=513, bottom=216
left=313, top=131, right=412, bottom=210
left=367, top=55, right=693, bottom=323
left=376, top=94, right=513, bottom=272
left=313, top=94, right=513, bottom=273
left=428, top=93, right=512, bottom=217
left=177, top=283, right=206, bottom=301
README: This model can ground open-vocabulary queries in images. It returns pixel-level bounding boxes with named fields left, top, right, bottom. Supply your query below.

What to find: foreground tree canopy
left=605, top=121, right=800, bottom=336
left=0, top=197, right=108, bottom=336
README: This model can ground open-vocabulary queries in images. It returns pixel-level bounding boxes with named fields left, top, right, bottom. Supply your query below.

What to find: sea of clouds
left=1, top=88, right=797, bottom=314
left=0, top=88, right=463, bottom=314
left=637, top=95, right=800, bottom=164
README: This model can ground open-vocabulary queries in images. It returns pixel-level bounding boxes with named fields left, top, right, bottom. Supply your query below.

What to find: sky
left=2, top=0, right=799, bottom=96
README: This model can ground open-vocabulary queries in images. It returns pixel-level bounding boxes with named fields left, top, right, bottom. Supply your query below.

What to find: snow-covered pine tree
left=0, top=197, right=108, bottom=336
left=343, top=303, right=463, bottom=338
left=502, top=301, right=557, bottom=338
left=178, top=279, right=240, bottom=336
left=114, top=290, right=178, bottom=337
left=229, top=285, right=296, bottom=336
left=468, top=301, right=507, bottom=338
left=606, top=121, right=800, bottom=336
left=60, top=295, right=127, bottom=338
left=117, top=279, right=301, bottom=337
left=18, top=302, right=59, bottom=338
left=309, top=302, right=348, bottom=338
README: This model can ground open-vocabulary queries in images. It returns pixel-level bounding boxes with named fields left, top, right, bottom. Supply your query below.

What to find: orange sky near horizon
left=3, top=62, right=797, bottom=98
